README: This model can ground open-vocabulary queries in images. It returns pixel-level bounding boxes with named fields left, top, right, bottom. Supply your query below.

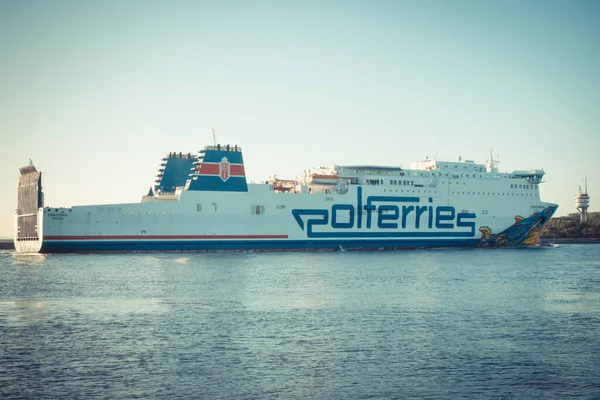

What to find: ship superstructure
left=14, top=144, right=557, bottom=253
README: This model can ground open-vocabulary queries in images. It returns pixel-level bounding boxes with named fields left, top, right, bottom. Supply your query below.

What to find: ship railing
left=203, top=145, right=241, bottom=152
left=165, top=152, right=195, bottom=159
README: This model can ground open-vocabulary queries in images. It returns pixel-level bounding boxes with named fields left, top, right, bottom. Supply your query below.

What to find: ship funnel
left=187, top=144, right=248, bottom=192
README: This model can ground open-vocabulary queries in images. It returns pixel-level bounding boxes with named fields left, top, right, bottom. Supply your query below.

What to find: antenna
left=486, top=148, right=499, bottom=173
left=575, top=175, right=591, bottom=223
left=212, top=128, right=217, bottom=147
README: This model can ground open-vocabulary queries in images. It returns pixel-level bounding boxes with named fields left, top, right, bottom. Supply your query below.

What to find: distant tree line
left=541, top=212, right=600, bottom=239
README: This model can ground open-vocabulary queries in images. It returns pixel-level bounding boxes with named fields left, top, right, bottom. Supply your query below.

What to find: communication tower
left=575, top=176, right=590, bottom=223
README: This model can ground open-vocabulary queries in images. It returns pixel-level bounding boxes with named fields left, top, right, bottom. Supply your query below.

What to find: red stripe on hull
left=45, top=234, right=288, bottom=240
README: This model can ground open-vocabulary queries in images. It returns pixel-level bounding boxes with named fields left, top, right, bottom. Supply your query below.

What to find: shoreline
left=539, top=238, right=600, bottom=245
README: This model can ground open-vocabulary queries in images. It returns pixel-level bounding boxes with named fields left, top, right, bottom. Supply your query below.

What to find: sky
left=1, top=0, right=598, bottom=238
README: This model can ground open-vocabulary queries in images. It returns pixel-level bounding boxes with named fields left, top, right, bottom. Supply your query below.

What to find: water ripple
left=1, top=245, right=599, bottom=399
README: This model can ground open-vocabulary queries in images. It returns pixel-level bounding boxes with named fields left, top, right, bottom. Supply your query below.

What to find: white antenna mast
left=212, top=128, right=217, bottom=147
left=486, top=148, right=499, bottom=173
left=585, top=175, right=589, bottom=194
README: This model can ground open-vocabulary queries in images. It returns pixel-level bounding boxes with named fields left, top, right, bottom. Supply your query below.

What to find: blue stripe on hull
left=40, top=239, right=480, bottom=253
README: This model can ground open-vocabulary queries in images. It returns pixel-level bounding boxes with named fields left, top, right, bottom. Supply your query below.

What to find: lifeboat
left=309, top=173, right=340, bottom=186
left=272, top=179, right=297, bottom=192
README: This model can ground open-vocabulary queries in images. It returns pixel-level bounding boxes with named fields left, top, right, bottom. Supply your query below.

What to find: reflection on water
left=0, top=299, right=171, bottom=328
left=545, top=291, right=600, bottom=313
left=11, top=253, right=47, bottom=267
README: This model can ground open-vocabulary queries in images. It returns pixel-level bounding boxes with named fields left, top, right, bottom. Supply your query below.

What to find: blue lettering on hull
left=292, top=187, right=476, bottom=238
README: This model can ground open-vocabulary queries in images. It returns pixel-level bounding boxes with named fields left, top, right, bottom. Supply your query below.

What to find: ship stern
left=14, top=164, right=44, bottom=253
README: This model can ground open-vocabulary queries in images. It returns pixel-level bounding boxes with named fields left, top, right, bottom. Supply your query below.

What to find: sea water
left=1, top=245, right=599, bottom=399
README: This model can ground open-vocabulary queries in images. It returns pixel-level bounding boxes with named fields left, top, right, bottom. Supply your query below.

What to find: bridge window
left=196, top=203, right=202, bottom=212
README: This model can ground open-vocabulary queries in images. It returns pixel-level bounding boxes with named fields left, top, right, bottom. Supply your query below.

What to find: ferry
left=14, top=144, right=558, bottom=253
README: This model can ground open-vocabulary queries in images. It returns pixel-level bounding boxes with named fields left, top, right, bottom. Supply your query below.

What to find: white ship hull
left=14, top=145, right=558, bottom=253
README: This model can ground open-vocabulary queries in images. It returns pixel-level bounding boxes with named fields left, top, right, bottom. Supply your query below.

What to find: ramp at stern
left=14, top=164, right=44, bottom=253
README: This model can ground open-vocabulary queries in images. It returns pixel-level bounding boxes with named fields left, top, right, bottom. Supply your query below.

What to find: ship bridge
left=336, top=165, right=404, bottom=177
left=511, top=169, right=545, bottom=184
left=410, top=157, right=488, bottom=174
